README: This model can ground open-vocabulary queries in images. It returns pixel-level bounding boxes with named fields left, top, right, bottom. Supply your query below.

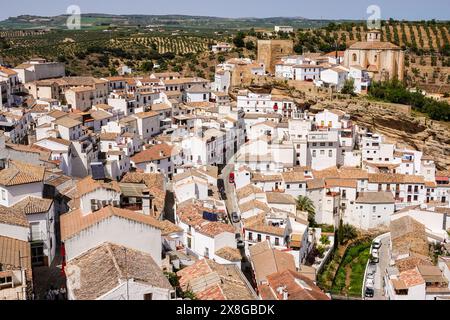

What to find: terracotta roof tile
left=215, top=247, right=242, bottom=262
left=131, top=143, right=173, bottom=164
left=0, top=160, right=45, bottom=186
left=0, top=236, right=31, bottom=270
left=177, top=259, right=256, bottom=300
left=76, top=176, right=121, bottom=197
left=0, top=205, right=29, bottom=228
left=67, top=242, right=172, bottom=300
left=249, top=241, right=296, bottom=284
left=264, top=269, right=330, bottom=300
left=12, top=197, right=53, bottom=215
left=61, top=206, right=162, bottom=241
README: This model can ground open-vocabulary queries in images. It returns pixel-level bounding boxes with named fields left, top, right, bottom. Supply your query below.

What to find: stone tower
left=257, top=40, right=294, bottom=74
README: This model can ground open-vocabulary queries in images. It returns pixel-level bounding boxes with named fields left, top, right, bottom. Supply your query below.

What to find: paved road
left=221, top=163, right=241, bottom=234
left=365, top=234, right=390, bottom=300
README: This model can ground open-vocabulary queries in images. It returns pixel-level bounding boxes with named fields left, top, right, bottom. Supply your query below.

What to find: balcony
left=29, top=231, right=46, bottom=242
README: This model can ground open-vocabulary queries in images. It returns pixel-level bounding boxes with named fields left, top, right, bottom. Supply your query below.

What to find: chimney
left=142, top=188, right=153, bottom=216
left=282, top=288, right=289, bottom=300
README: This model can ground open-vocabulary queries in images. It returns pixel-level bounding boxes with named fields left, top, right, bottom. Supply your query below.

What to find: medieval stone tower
left=257, top=40, right=294, bottom=74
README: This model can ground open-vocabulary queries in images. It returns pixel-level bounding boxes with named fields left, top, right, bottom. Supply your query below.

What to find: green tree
left=296, top=196, right=316, bottom=226
left=164, top=272, right=180, bottom=288
left=338, top=222, right=357, bottom=245
left=141, top=61, right=154, bottom=72
left=217, top=55, right=226, bottom=63
left=245, top=41, right=255, bottom=51
left=182, top=290, right=197, bottom=300
left=341, top=78, right=356, bottom=96
left=233, top=32, right=246, bottom=48
left=293, top=43, right=303, bottom=54
left=109, top=67, right=118, bottom=76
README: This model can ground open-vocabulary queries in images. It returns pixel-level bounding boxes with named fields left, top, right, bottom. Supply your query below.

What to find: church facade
left=344, top=30, right=405, bottom=82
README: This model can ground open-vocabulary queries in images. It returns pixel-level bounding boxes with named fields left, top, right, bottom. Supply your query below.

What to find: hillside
left=0, top=18, right=449, bottom=86
left=0, top=14, right=328, bottom=30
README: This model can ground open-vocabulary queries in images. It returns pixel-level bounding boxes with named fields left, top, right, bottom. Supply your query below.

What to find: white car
left=366, top=278, right=375, bottom=288
left=372, top=239, right=382, bottom=250
left=371, top=248, right=379, bottom=258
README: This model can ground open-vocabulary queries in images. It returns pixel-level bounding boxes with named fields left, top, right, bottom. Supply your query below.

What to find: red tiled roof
left=131, top=144, right=173, bottom=164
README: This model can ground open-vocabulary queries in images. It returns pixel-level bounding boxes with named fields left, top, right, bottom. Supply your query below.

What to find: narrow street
left=365, top=234, right=390, bottom=300
left=220, top=163, right=240, bottom=234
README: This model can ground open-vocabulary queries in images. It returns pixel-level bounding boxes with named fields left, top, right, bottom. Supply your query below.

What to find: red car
left=229, top=172, right=235, bottom=184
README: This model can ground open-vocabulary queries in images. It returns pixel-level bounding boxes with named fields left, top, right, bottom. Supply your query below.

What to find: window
left=372, top=206, right=376, bottom=213
left=328, top=150, right=333, bottom=157
left=1, top=189, right=5, bottom=201
left=286, top=184, right=290, bottom=189
left=320, top=150, right=325, bottom=155
left=312, top=150, right=316, bottom=157
left=144, top=293, right=153, bottom=300
left=352, top=53, right=357, bottom=62
left=249, top=232, right=253, bottom=241
left=266, top=236, right=270, bottom=241
left=187, top=237, right=192, bottom=249
left=0, top=276, right=13, bottom=289
left=257, top=234, right=262, bottom=242
left=204, top=247, right=209, bottom=258
left=275, top=237, right=280, bottom=246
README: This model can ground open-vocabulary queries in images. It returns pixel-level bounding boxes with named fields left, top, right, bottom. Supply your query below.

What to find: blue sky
left=0, top=0, right=449, bottom=21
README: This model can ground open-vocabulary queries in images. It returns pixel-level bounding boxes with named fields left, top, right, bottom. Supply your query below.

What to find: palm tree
left=338, top=220, right=358, bottom=245
left=296, top=196, right=316, bottom=226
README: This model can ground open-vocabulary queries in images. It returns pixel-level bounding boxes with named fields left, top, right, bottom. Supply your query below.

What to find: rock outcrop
left=311, top=99, right=450, bottom=171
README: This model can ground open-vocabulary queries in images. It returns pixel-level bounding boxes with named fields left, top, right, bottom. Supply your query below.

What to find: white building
left=66, top=242, right=174, bottom=300
left=60, top=205, right=163, bottom=265
left=319, top=66, right=349, bottom=92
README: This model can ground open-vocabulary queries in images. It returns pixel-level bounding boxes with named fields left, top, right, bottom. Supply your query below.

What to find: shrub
left=320, top=235, right=331, bottom=245
left=369, top=80, right=450, bottom=121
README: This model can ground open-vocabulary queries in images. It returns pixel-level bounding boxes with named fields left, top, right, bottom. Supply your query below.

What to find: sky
left=0, top=0, right=449, bottom=21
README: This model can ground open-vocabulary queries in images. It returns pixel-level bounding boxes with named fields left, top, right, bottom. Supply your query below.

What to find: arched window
left=374, top=55, right=378, bottom=63
left=352, top=53, right=357, bottom=62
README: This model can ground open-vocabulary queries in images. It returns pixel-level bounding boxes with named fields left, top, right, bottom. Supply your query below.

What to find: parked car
left=231, top=212, right=240, bottom=223
left=371, top=248, right=379, bottom=258
left=366, top=278, right=375, bottom=288
left=237, top=240, right=245, bottom=248
left=366, top=272, right=375, bottom=281
left=370, top=256, right=379, bottom=263
left=228, top=172, right=235, bottom=184
left=365, top=287, right=374, bottom=298
left=372, top=239, right=382, bottom=250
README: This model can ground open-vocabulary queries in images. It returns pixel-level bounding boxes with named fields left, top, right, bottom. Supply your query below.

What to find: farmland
left=0, top=28, right=226, bottom=77
left=0, top=17, right=449, bottom=84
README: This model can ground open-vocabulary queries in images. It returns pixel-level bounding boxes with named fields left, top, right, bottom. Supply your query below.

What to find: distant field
left=1, top=18, right=448, bottom=85
left=0, top=14, right=333, bottom=31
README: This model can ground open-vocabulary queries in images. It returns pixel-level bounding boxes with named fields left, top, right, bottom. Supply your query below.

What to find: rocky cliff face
left=310, top=99, right=450, bottom=171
